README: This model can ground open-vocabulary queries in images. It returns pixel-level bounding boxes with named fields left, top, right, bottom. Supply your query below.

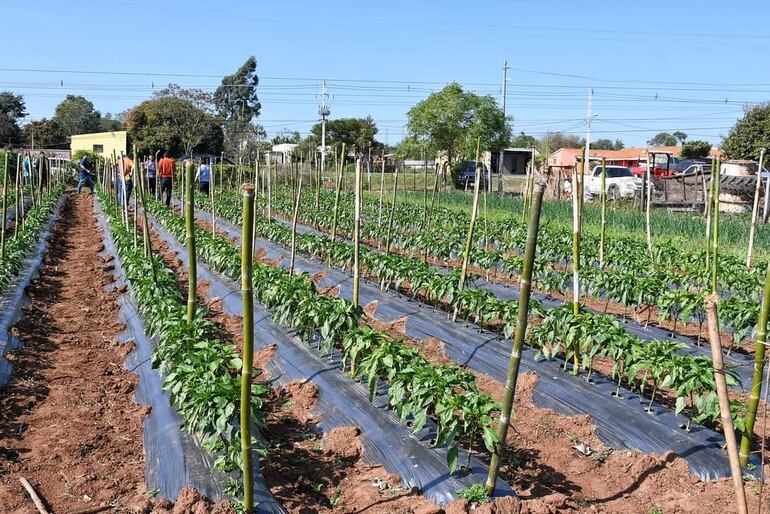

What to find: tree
left=511, top=131, right=538, bottom=149
left=99, top=112, right=126, bottom=132
left=22, top=118, right=67, bottom=148
left=673, top=131, right=688, bottom=143
left=53, top=95, right=102, bottom=137
left=590, top=138, right=625, bottom=150
left=309, top=116, right=378, bottom=154
left=679, top=140, right=712, bottom=160
left=647, top=132, right=678, bottom=147
left=0, top=92, right=26, bottom=145
left=214, top=56, right=261, bottom=156
left=271, top=129, right=301, bottom=145
left=405, top=83, right=509, bottom=166
left=539, top=132, right=583, bottom=153
left=126, top=85, right=223, bottom=156
left=723, top=104, right=770, bottom=160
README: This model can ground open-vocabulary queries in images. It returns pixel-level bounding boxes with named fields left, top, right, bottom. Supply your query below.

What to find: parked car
left=583, top=165, right=643, bottom=199
left=453, top=160, right=488, bottom=189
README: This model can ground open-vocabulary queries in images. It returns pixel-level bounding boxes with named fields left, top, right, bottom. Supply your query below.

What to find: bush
left=679, top=140, right=712, bottom=160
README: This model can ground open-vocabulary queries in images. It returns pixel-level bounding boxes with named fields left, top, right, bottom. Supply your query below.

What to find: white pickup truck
left=581, top=165, right=643, bottom=199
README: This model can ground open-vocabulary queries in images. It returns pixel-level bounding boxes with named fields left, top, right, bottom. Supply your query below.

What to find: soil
left=149, top=219, right=446, bottom=514
left=0, top=192, right=149, bottom=512
left=189, top=205, right=770, bottom=513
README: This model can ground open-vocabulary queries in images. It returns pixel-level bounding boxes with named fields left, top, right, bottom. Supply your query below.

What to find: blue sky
left=2, top=0, right=770, bottom=147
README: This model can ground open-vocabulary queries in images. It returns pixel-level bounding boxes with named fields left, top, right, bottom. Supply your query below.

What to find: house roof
left=548, top=145, right=719, bottom=167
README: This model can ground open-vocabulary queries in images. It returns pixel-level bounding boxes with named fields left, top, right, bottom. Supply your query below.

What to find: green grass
left=395, top=190, right=770, bottom=262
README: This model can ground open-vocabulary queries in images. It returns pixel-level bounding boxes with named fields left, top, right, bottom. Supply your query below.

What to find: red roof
left=548, top=146, right=718, bottom=167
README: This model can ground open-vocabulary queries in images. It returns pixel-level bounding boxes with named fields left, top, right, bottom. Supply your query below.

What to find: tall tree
left=590, top=138, right=625, bottom=150
left=99, top=112, right=126, bottom=132
left=405, top=83, right=509, bottom=166
left=0, top=92, right=26, bottom=145
left=647, top=132, right=678, bottom=147
left=511, top=131, right=538, bottom=148
left=271, top=129, right=301, bottom=145
left=126, top=85, right=223, bottom=156
left=680, top=140, right=712, bottom=160
left=673, top=131, right=688, bottom=143
left=53, top=95, right=102, bottom=137
left=309, top=116, right=378, bottom=154
left=538, top=132, right=584, bottom=152
left=214, top=56, right=262, bottom=155
left=22, top=118, right=67, bottom=148
left=723, top=104, right=770, bottom=160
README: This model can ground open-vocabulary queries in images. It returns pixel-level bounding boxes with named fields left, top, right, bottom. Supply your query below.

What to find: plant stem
left=485, top=183, right=546, bottom=495
left=240, top=183, right=256, bottom=514
left=185, top=160, right=197, bottom=324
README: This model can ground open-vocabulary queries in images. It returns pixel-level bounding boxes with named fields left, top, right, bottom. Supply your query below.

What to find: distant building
left=70, top=130, right=127, bottom=158
left=268, top=143, right=298, bottom=165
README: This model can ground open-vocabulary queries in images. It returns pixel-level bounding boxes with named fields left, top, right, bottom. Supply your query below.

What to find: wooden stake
left=599, top=157, right=607, bottom=268
left=240, top=183, right=256, bottom=514
left=704, top=295, right=748, bottom=514
left=747, top=148, right=765, bottom=268
left=384, top=166, right=399, bottom=255
left=484, top=183, right=546, bottom=495
left=289, top=168, right=303, bottom=274
left=184, top=161, right=197, bottom=324
left=352, top=157, right=362, bottom=307
left=454, top=139, right=482, bottom=322
left=19, top=477, right=49, bottom=514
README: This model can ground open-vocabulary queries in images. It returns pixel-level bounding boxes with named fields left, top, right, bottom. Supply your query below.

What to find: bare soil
left=0, top=192, right=149, bottom=512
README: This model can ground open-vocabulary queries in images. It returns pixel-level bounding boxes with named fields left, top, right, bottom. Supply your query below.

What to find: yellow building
left=70, top=130, right=127, bottom=158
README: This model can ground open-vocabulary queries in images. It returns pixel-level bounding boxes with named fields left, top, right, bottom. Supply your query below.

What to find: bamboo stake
left=704, top=295, right=748, bottom=514
left=135, top=148, right=158, bottom=287
left=484, top=183, right=546, bottom=495
left=18, top=477, right=49, bottom=514
left=352, top=157, right=362, bottom=307
left=740, top=259, right=770, bottom=465
left=289, top=168, right=303, bottom=274
left=453, top=140, right=482, bottom=322
left=1, top=152, right=7, bottom=259
left=14, top=154, right=20, bottom=237
left=645, top=151, right=653, bottom=259
left=747, top=148, right=765, bottom=268
left=712, top=156, right=721, bottom=295
left=571, top=156, right=582, bottom=373
left=384, top=166, right=399, bottom=255
left=377, top=151, right=386, bottom=227
left=706, top=160, right=715, bottom=268
left=184, top=161, right=197, bottom=324
left=329, top=144, right=345, bottom=266
left=240, top=183, right=255, bottom=514
left=598, top=157, right=607, bottom=268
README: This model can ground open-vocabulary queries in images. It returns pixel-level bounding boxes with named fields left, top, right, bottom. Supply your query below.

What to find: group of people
left=77, top=153, right=213, bottom=207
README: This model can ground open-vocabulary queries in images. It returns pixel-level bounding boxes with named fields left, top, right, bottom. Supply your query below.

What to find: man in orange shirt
left=157, top=151, right=176, bottom=207
left=118, top=154, right=134, bottom=206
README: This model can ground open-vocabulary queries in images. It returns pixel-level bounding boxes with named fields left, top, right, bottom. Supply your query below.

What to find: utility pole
left=497, top=60, right=508, bottom=193
left=319, top=80, right=330, bottom=184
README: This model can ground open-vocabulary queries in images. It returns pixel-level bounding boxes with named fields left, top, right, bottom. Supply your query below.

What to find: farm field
left=3, top=4, right=770, bottom=510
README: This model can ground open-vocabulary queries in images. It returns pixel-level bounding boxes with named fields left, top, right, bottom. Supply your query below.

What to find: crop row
left=196, top=191, right=746, bottom=431
left=147, top=195, right=499, bottom=472
left=263, top=187, right=761, bottom=351
left=96, top=190, right=268, bottom=484
left=0, top=185, right=63, bottom=291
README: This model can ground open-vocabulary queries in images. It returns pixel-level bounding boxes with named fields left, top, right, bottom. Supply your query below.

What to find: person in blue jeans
left=77, top=154, right=95, bottom=194
left=146, top=155, right=157, bottom=197
left=195, top=159, right=211, bottom=195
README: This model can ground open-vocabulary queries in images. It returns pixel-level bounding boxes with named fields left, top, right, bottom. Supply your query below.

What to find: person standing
left=118, top=154, right=134, bottom=206
left=158, top=151, right=175, bottom=207
left=77, top=153, right=95, bottom=194
left=146, top=154, right=157, bottom=197
left=195, top=159, right=211, bottom=195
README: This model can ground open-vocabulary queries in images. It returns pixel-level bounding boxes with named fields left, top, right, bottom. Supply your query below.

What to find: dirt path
left=0, top=192, right=149, bottom=513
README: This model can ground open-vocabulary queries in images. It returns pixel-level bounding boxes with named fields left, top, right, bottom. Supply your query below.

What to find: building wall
left=70, top=131, right=127, bottom=158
